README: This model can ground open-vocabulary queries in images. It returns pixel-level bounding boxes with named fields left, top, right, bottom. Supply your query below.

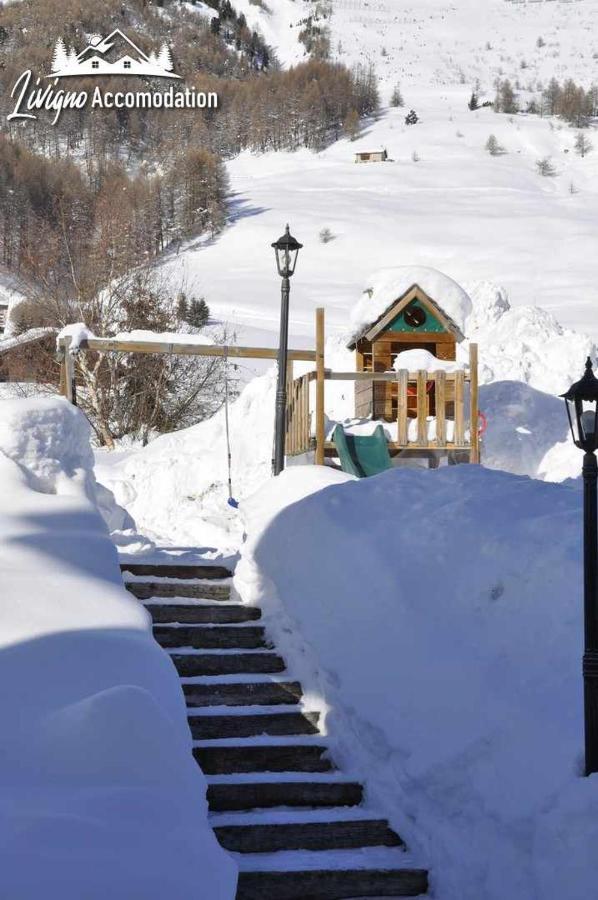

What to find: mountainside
left=161, top=0, right=598, bottom=354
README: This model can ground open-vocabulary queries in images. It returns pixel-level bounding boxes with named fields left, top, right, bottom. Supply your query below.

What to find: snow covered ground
left=235, top=463, right=597, bottom=900
left=0, top=397, right=236, bottom=899
left=158, top=0, right=598, bottom=350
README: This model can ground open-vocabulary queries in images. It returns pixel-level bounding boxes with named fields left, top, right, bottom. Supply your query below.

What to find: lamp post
left=271, top=224, right=303, bottom=476
left=562, top=357, right=598, bottom=776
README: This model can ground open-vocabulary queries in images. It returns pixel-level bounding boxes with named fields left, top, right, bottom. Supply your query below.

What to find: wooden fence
left=55, top=309, right=480, bottom=466
left=286, top=321, right=480, bottom=464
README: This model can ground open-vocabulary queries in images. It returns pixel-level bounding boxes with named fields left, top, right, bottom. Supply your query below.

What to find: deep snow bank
left=236, top=465, right=596, bottom=900
left=0, top=397, right=236, bottom=899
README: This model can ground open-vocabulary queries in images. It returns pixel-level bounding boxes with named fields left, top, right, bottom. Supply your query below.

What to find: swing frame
left=56, top=327, right=323, bottom=467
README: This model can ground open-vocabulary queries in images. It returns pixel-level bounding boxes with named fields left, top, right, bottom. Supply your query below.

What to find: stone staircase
left=123, top=562, right=429, bottom=900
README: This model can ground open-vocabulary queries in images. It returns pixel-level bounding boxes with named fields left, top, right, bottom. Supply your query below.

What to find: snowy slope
left=161, top=0, right=598, bottom=351
left=0, top=397, right=236, bottom=899
left=236, top=463, right=596, bottom=900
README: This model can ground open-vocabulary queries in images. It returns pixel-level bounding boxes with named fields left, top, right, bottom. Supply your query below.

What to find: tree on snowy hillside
left=344, top=109, right=360, bottom=140
left=405, top=109, right=419, bottom=125
left=486, top=134, right=506, bottom=156
left=390, top=83, right=404, bottom=108
left=494, top=79, right=518, bottom=114
left=575, top=132, right=593, bottom=158
left=536, top=157, right=557, bottom=177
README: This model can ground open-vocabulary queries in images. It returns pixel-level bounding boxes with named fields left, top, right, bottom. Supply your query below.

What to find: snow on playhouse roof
left=348, top=266, right=473, bottom=347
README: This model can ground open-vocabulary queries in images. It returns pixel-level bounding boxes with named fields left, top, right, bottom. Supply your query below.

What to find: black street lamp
left=271, top=224, right=303, bottom=476
left=562, top=357, right=598, bottom=776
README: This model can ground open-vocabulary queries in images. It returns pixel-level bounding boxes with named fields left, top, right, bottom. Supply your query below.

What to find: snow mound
left=348, top=267, right=472, bottom=343
left=0, top=396, right=95, bottom=495
left=236, top=464, right=592, bottom=900
left=479, top=380, right=569, bottom=478
left=0, top=397, right=236, bottom=899
left=393, top=348, right=466, bottom=373
left=464, top=282, right=597, bottom=396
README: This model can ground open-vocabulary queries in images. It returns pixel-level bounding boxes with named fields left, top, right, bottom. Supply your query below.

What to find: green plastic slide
left=331, top=424, right=393, bottom=478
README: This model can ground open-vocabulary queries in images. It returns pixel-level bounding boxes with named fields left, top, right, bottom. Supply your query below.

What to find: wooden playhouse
left=348, top=281, right=464, bottom=421
left=285, top=269, right=481, bottom=467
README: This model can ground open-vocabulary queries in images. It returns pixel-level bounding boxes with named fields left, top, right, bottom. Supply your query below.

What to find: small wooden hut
left=354, top=149, right=388, bottom=163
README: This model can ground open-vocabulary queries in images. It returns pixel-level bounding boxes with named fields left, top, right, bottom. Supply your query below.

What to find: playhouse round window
left=403, top=304, right=427, bottom=328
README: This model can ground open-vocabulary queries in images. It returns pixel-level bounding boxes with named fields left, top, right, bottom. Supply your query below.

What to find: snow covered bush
left=236, top=465, right=597, bottom=900
left=0, top=397, right=236, bottom=900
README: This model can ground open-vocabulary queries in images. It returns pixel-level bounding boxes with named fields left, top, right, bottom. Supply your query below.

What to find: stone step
left=153, top=625, right=271, bottom=650
left=207, top=780, right=363, bottom=812
left=184, top=680, right=302, bottom=708
left=215, top=819, right=402, bottom=854
left=121, top=563, right=232, bottom=579
left=194, top=744, right=333, bottom=775
left=236, top=868, right=429, bottom=899
left=128, top=582, right=230, bottom=601
left=147, top=604, right=260, bottom=625
left=171, top=653, right=285, bottom=677
left=190, top=711, right=320, bottom=740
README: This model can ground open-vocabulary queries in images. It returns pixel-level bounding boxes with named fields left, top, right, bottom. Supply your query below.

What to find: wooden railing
left=286, top=339, right=480, bottom=464
left=285, top=371, right=314, bottom=456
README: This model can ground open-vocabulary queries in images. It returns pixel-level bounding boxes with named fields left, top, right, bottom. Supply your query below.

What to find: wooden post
left=315, top=308, right=325, bottom=466
left=436, top=371, right=446, bottom=447
left=58, top=346, right=67, bottom=398
left=417, top=370, right=427, bottom=446
left=469, top=343, right=480, bottom=463
left=286, top=361, right=294, bottom=454
left=397, top=369, right=408, bottom=446
left=454, top=370, right=465, bottom=447
left=62, top=338, right=77, bottom=405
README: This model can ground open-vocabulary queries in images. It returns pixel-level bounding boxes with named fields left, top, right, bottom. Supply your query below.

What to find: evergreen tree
left=485, top=134, right=505, bottom=156
left=187, top=298, right=210, bottom=328
left=468, top=91, right=479, bottom=111
left=536, top=157, right=556, bottom=176
left=575, top=131, right=593, bottom=158
left=390, top=83, right=404, bottom=108
left=498, top=80, right=518, bottom=114
left=176, top=293, right=188, bottom=322
left=405, top=109, right=419, bottom=125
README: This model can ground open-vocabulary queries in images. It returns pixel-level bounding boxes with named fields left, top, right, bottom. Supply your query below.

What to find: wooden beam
left=366, top=331, right=456, bottom=345
left=315, top=308, right=325, bottom=466
left=469, top=343, right=480, bottom=463
left=325, top=370, right=469, bottom=382
left=72, top=337, right=316, bottom=362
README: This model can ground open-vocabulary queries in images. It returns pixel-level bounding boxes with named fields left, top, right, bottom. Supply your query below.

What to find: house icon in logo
left=49, top=29, right=181, bottom=79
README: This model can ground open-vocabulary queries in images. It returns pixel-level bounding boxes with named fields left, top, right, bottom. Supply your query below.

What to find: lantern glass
left=564, top=397, right=598, bottom=451
left=272, top=225, right=302, bottom=278
left=581, top=406, right=598, bottom=449
left=562, top=358, right=598, bottom=453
